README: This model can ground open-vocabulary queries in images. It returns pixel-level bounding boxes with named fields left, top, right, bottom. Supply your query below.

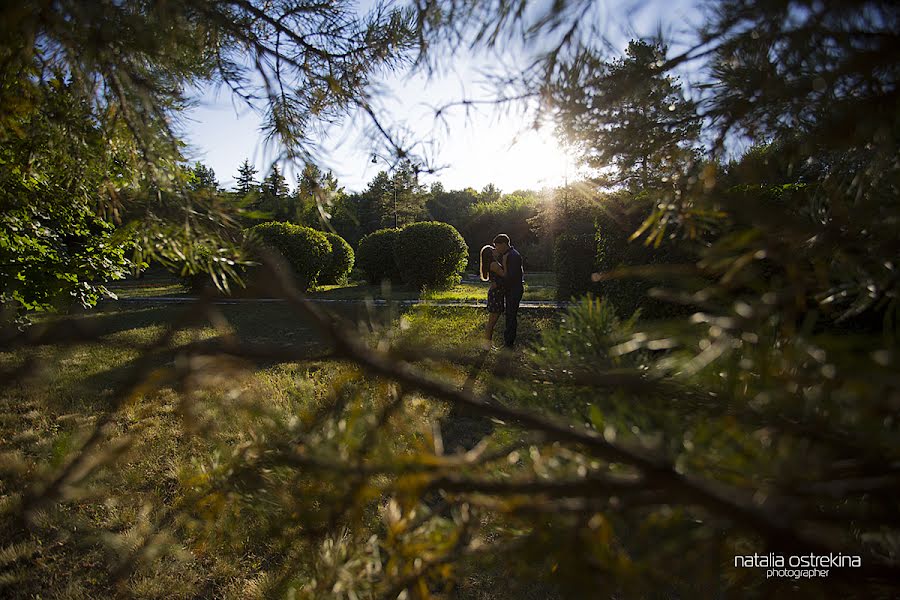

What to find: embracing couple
left=479, top=233, right=524, bottom=350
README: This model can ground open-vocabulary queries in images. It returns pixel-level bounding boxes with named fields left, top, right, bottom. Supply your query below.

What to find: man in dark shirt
left=493, top=233, right=524, bottom=348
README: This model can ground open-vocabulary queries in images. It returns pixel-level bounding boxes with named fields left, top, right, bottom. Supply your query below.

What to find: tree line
left=186, top=157, right=567, bottom=272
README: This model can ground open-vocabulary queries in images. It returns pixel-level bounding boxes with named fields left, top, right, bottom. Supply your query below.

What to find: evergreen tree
left=234, top=159, right=258, bottom=197
left=391, top=160, right=427, bottom=228
left=358, top=171, right=394, bottom=234
left=478, top=183, right=502, bottom=203
left=294, top=163, right=340, bottom=226
left=188, top=162, right=218, bottom=192
left=289, top=164, right=365, bottom=243
left=551, top=40, right=701, bottom=190
left=257, top=165, right=291, bottom=221
left=356, top=160, right=428, bottom=234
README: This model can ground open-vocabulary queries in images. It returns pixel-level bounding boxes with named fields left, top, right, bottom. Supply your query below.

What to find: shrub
left=357, top=228, right=401, bottom=284
left=319, top=231, right=355, bottom=284
left=530, top=191, right=607, bottom=271
left=554, top=233, right=598, bottom=300
left=537, top=294, right=636, bottom=369
left=393, top=221, right=468, bottom=289
left=594, top=195, right=695, bottom=317
left=245, top=221, right=331, bottom=291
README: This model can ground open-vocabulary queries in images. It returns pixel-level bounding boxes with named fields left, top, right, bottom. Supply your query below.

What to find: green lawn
left=106, top=281, right=190, bottom=299
left=0, top=300, right=562, bottom=598
left=107, top=269, right=559, bottom=302
left=104, top=268, right=190, bottom=299
left=312, top=279, right=556, bottom=303
left=312, top=270, right=557, bottom=302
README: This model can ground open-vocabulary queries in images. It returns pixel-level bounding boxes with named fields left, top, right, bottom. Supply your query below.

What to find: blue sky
left=179, top=0, right=704, bottom=193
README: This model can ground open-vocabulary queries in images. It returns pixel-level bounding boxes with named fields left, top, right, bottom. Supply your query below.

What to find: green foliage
left=0, top=0, right=416, bottom=314
left=292, top=164, right=364, bottom=246
left=234, top=159, right=259, bottom=197
left=594, top=194, right=695, bottom=317
left=4, top=0, right=415, bottom=168
left=357, top=228, right=401, bottom=284
left=319, top=232, right=355, bottom=285
left=254, top=165, right=292, bottom=223
left=390, top=161, right=429, bottom=228
left=553, top=233, right=597, bottom=300
left=478, top=183, right=502, bottom=203
left=356, top=171, right=395, bottom=235
left=551, top=40, right=701, bottom=190
left=356, top=161, right=428, bottom=236
left=393, top=221, right=468, bottom=290
left=0, top=185, right=130, bottom=312
left=535, top=295, right=635, bottom=368
left=0, top=77, right=131, bottom=313
left=322, top=195, right=365, bottom=248
left=181, top=241, right=248, bottom=295
left=529, top=186, right=602, bottom=270
left=188, top=162, right=219, bottom=193
left=425, top=183, right=478, bottom=230
left=462, top=193, right=540, bottom=268
left=246, top=222, right=331, bottom=291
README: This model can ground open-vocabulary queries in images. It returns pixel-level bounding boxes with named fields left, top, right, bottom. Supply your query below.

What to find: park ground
left=103, top=268, right=559, bottom=303
left=0, top=270, right=565, bottom=598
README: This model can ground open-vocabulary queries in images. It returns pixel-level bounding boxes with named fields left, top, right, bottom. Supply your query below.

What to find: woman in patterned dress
left=479, top=244, right=506, bottom=350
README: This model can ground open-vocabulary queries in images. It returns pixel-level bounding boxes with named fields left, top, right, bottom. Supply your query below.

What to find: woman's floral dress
left=486, top=265, right=505, bottom=314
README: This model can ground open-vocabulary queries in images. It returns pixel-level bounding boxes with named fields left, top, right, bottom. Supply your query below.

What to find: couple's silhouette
left=479, top=233, right=524, bottom=350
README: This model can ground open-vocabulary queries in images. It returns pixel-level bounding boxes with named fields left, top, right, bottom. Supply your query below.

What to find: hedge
left=245, top=221, right=331, bottom=291
left=319, top=231, right=355, bottom=284
left=357, top=228, right=401, bottom=284
left=394, top=221, right=468, bottom=289
left=552, top=195, right=696, bottom=311
left=554, top=233, right=598, bottom=300
left=593, top=196, right=695, bottom=318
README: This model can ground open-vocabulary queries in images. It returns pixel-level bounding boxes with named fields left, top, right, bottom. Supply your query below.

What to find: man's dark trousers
left=503, top=285, right=524, bottom=347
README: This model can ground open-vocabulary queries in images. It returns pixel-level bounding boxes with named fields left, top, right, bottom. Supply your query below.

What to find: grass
left=106, top=282, right=189, bottom=299
left=0, top=303, right=345, bottom=597
left=105, top=267, right=559, bottom=303
left=104, top=267, right=190, bottom=299
left=310, top=281, right=557, bottom=303
left=0, top=300, right=563, bottom=598
left=311, top=272, right=557, bottom=303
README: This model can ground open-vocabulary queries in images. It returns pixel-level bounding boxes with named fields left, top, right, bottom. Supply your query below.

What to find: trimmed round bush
left=319, top=231, right=354, bottom=284
left=246, top=221, right=331, bottom=291
left=555, top=233, right=598, bottom=300
left=393, top=221, right=468, bottom=290
left=357, top=228, right=401, bottom=284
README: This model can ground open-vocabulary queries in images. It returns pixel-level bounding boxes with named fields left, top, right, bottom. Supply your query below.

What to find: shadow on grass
left=309, top=283, right=422, bottom=301
left=31, top=303, right=356, bottom=412
left=26, top=301, right=559, bottom=416
left=60, top=302, right=374, bottom=345
left=439, top=348, right=495, bottom=453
